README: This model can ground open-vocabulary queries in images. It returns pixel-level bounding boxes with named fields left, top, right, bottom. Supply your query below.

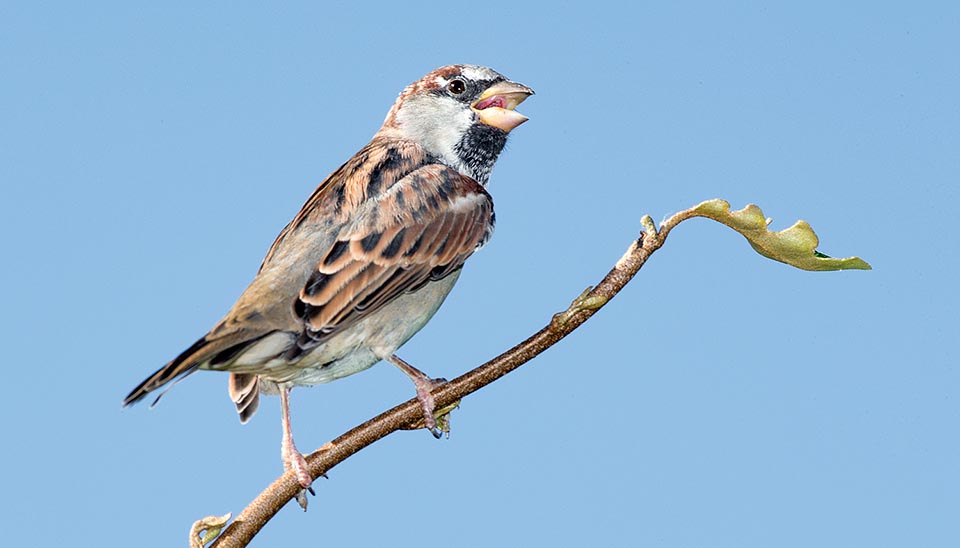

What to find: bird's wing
left=289, top=162, right=494, bottom=355
left=123, top=144, right=493, bottom=409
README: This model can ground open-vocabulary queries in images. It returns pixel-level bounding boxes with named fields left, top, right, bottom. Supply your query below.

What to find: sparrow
left=123, top=65, right=533, bottom=505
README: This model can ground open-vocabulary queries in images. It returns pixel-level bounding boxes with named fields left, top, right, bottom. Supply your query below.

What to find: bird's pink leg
left=280, top=387, right=313, bottom=495
left=386, top=355, right=447, bottom=438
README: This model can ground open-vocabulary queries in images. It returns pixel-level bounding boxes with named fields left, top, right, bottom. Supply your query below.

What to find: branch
left=203, top=199, right=870, bottom=547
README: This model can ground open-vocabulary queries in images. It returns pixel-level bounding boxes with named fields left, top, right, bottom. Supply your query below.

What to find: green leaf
left=689, top=199, right=872, bottom=271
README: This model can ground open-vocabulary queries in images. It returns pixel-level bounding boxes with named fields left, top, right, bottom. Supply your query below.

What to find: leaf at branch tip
left=690, top=199, right=872, bottom=271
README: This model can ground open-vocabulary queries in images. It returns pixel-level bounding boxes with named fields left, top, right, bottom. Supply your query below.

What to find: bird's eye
left=447, top=79, right=466, bottom=95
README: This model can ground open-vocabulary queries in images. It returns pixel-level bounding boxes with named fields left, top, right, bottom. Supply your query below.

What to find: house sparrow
left=123, top=65, right=533, bottom=505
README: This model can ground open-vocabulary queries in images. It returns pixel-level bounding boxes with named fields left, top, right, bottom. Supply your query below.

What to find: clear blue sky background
left=2, top=3, right=957, bottom=547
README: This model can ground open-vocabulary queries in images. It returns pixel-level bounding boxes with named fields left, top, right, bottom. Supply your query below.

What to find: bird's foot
left=284, top=450, right=314, bottom=490
left=282, top=441, right=315, bottom=510
left=412, top=377, right=457, bottom=438
left=279, top=386, right=315, bottom=510
left=387, top=355, right=456, bottom=438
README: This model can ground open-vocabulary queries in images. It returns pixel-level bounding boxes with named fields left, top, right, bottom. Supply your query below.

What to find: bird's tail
left=123, top=331, right=266, bottom=408
left=122, top=336, right=215, bottom=407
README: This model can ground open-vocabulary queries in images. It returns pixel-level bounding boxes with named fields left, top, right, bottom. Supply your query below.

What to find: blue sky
left=1, top=3, right=957, bottom=547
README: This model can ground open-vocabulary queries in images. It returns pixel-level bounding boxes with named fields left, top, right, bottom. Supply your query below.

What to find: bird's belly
left=266, top=272, right=461, bottom=387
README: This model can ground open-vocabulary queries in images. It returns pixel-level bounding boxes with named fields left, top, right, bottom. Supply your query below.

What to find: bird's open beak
left=472, top=80, right=535, bottom=133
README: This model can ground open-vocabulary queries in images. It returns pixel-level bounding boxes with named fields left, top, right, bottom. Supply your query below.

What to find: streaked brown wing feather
left=294, top=163, right=493, bottom=349
left=259, top=139, right=422, bottom=272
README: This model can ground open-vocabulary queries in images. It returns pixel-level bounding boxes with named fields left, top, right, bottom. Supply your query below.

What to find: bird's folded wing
left=293, top=164, right=494, bottom=349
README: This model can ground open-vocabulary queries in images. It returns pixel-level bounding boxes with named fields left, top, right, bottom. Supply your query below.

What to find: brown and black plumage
left=123, top=65, right=532, bottom=503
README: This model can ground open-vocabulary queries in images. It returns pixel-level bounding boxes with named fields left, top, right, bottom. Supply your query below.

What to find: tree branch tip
left=191, top=513, right=232, bottom=548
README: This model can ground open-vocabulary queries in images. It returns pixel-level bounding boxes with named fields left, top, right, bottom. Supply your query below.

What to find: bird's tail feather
left=122, top=332, right=267, bottom=408
left=228, top=373, right=261, bottom=424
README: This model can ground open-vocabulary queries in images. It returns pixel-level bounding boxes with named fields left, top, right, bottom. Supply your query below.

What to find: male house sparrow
left=123, top=65, right=533, bottom=501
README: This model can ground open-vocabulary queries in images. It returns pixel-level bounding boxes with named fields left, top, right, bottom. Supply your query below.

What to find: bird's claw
left=282, top=446, right=315, bottom=510
left=283, top=450, right=314, bottom=489
left=404, top=377, right=457, bottom=438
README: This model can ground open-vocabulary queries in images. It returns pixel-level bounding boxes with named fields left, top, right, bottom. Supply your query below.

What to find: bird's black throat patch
left=454, top=123, right=508, bottom=185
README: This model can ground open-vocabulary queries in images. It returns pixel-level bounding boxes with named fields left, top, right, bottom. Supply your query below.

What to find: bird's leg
left=386, top=354, right=449, bottom=438
left=279, top=386, right=314, bottom=509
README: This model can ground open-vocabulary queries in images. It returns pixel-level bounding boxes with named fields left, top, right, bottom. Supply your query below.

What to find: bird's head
left=379, top=64, right=534, bottom=185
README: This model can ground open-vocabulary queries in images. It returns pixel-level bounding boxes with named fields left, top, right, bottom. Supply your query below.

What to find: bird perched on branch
left=123, top=64, right=533, bottom=507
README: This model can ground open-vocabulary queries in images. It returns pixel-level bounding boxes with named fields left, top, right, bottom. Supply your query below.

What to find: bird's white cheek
left=394, top=96, right=474, bottom=167
left=424, top=122, right=466, bottom=158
